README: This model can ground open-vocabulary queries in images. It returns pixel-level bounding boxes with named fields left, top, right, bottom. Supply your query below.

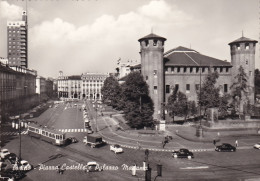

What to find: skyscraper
left=7, top=11, right=28, bottom=68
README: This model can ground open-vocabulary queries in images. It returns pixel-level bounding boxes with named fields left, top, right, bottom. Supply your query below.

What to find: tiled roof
left=138, top=33, right=166, bottom=42
left=228, top=36, right=258, bottom=45
left=164, top=46, right=231, bottom=67
left=164, top=46, right=198, bottom=56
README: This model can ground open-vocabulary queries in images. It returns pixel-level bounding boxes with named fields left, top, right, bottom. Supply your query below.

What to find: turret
left=229, top=35, right=258, bottom=104
left=138, top=33, right=166, bottom=120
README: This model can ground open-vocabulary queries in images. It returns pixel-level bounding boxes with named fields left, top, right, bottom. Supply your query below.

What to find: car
left=87, top=129, right=93, bottom=134
left=172, top=149, right=194, bottom=159
left=6, top=153, right=17, bottom=164
left=215, top=143, right=236, bottom=152
left=85, top=161, right=102, bottom=172
left=66, top=137, right=78, bottom=144
left=110, top=144, right=124, bottom=154
left=0, top=149, right=10, bottom=159
left=13, top=160, right=32, bottom=171
left=2, top=168, right=26, bottom=180
left=253, top=142, right=260, bottom=149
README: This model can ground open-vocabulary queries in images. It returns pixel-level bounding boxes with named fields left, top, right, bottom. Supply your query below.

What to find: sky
left=0, top=0, right=259, bottom=78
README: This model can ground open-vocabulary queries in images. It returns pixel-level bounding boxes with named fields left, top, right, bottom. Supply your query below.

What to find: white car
left=13, top=160, right=32, bottom=171
left=0, top=149, right=10, bottom=159
left=110, top=144, right=123, bottom=154
left=86, top=161, right=102, bottom=172
left=253, top=142, right=260, bottom=149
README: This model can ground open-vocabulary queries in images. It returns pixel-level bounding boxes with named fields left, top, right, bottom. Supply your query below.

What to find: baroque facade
left=57, top=71, right=109, bottom=100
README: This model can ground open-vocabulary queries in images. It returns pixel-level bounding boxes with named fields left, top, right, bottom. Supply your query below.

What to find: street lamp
left=93, top=101, right=98, bottom=133
left=12, top=116, right=25, bottom=161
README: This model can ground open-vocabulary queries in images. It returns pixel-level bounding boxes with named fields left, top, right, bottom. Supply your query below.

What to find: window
left=190, top=67, right=193, bottom=73
left=153, top=40, right=158, bottom=46
left=245, top=43, right=249, bottom=49
left=202, top=67, right=205, bottom=73
left=220, top=67, right=223, bottom=72
left=175, top=84, right=179, bottom=91
left=166, top=85, right=170, bottom=94
left=145, top=40, right=149, bottom=46
left=224, top=84, right=228, bottom=93
left=154, top=86, right=157, bottom=94
left=226, top=67, right=229, bottom=72
left=177, top=67, right=180, bottom=73
left=246, top=60, right=248, bottom=65
left=184, top=67, right=187, bottom=73
left=186, top=84, right=190, bottom=93
left=195, top=84, right=200, bottom=91
left=237, top=44, right=240, bottom=50
left=196, top=67, right=199, bottom=73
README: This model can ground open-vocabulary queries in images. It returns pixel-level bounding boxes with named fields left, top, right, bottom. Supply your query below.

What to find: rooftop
left=138, top=33, right=166, bottom=42
left=228, top=36, right=258, bottom=45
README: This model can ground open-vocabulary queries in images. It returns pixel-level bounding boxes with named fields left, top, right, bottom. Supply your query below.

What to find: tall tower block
left=7, top=11, right=28, bottom=68
left=229, top=36, right=258, bottom=104
left=138, top=33, right=166, bottom=120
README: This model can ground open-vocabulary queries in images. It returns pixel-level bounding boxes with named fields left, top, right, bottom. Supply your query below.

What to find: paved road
left=2, top=100, right=260, bottom=181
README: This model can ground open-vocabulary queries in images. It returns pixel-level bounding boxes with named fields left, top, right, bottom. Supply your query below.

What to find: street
left=1, top=100, right=260, bottom=181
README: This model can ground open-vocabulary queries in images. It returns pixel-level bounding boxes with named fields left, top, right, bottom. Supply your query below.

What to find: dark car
left=65, top=137, right=78, bottom=145
left=7, top=153, right=17, bottom=164
left=172, top=149, right=194, bottom=159
left=1, top=168, right=26, bottom=180
left=215, top=143, right=236, bottom=152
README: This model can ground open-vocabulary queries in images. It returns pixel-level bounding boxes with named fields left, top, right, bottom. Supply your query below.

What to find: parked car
left=172, top=149, right=194, bottom=159
left=253, top=142, right=260, bottom=149
left=110, top=144, right=123, bottom=154
left=1, top=168, right=26, bottom=180
left=0, top=149, right=10, bottom=159
left=215, top=143, right=236, bottom=152
left=86, top=161, right=102, bottom=172
left=6, top=153, right=17, bottom=164
left=13, top=160, right=32, bottom=171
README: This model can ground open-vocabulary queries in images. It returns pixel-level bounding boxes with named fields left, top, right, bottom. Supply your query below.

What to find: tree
left=255, top=69, right=260, bottom=95
left=121, top=72, right=154, bottom=129
left=230, top=66, right=249, bottom=116
left=101, top=76, right=122, bottom=109
left=198, top=71, right=221, bottom=115
left=167, top=88, right=189, bottom=121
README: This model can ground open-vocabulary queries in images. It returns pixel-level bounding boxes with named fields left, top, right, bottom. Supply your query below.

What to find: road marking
left=84, top=129, right=87, bottom=132
left=65, top=129, right=67, bottom=132
left=81, top=129, right=84, bottom=132
left=68, top=129, right=71, bottom=132
left=180, top=166, right=209, bottom=170
left=78, top=129, right=81, bottom=132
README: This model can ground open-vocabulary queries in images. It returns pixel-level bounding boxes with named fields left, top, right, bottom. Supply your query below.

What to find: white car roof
left=20, top=160, right=28, bottom=163
left=87, top=161, right=97, bottom=166
left=1, top=149, right=9, bottom=152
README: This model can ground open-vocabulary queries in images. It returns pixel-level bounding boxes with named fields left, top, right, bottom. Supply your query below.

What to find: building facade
left=137, top=33, right=258, bottom=121
left=0, top=63, right=37, bottom=118
left=7, top=11, right=28, bottom=68
left=57, top=71, right=109, bottom=100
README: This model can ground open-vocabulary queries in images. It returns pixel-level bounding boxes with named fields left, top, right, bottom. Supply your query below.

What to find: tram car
left=27, top=123, right=66, bottom=146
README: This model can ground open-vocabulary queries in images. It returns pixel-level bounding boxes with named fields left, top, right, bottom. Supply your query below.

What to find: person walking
left=235, top=140, right=238, bottom=147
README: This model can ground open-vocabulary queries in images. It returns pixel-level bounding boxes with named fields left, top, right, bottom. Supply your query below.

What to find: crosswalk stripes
left=1, top=131, right=28, bottom=135
left=1, top=129, right=88, bottom=135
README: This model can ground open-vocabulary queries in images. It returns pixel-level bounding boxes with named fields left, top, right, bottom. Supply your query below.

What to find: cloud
left=28, top=0, right=197, bottom=77
left=0, top=1, right=23, bottom=20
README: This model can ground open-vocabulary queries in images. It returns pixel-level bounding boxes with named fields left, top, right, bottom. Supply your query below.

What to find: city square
left=1, top=0, right=260, bottom=181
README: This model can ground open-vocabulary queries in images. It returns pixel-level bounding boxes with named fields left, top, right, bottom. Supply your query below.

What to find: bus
left=27, top=123, right=66, bottom=146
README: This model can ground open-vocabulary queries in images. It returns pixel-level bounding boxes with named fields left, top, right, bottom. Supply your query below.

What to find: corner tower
left=229, top=36, right=258, bottom=104
left=138, top=33, right=166, bottom=120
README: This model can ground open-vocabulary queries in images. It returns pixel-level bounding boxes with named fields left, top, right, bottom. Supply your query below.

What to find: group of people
left=57, top=164, right=65, bottom=174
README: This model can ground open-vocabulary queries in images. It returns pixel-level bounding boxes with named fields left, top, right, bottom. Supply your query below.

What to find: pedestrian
left=213, top=139, right=216, bottom=146
left=57, top=164, right=61, bottom=174
left=235, top=140, right=238, bottom=147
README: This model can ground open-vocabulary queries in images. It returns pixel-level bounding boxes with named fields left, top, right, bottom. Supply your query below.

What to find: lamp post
left=93, top=101, right=98, bottom=133
left=12, top=116, right=24, bottom=162
left=196, top=62, right=203, bottom=138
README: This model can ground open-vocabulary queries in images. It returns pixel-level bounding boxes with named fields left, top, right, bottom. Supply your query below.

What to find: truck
left=83, top=134, right=103, bottom=148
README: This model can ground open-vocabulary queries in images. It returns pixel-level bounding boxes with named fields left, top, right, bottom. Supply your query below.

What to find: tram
left=27, top=123, right=66, bottom=146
